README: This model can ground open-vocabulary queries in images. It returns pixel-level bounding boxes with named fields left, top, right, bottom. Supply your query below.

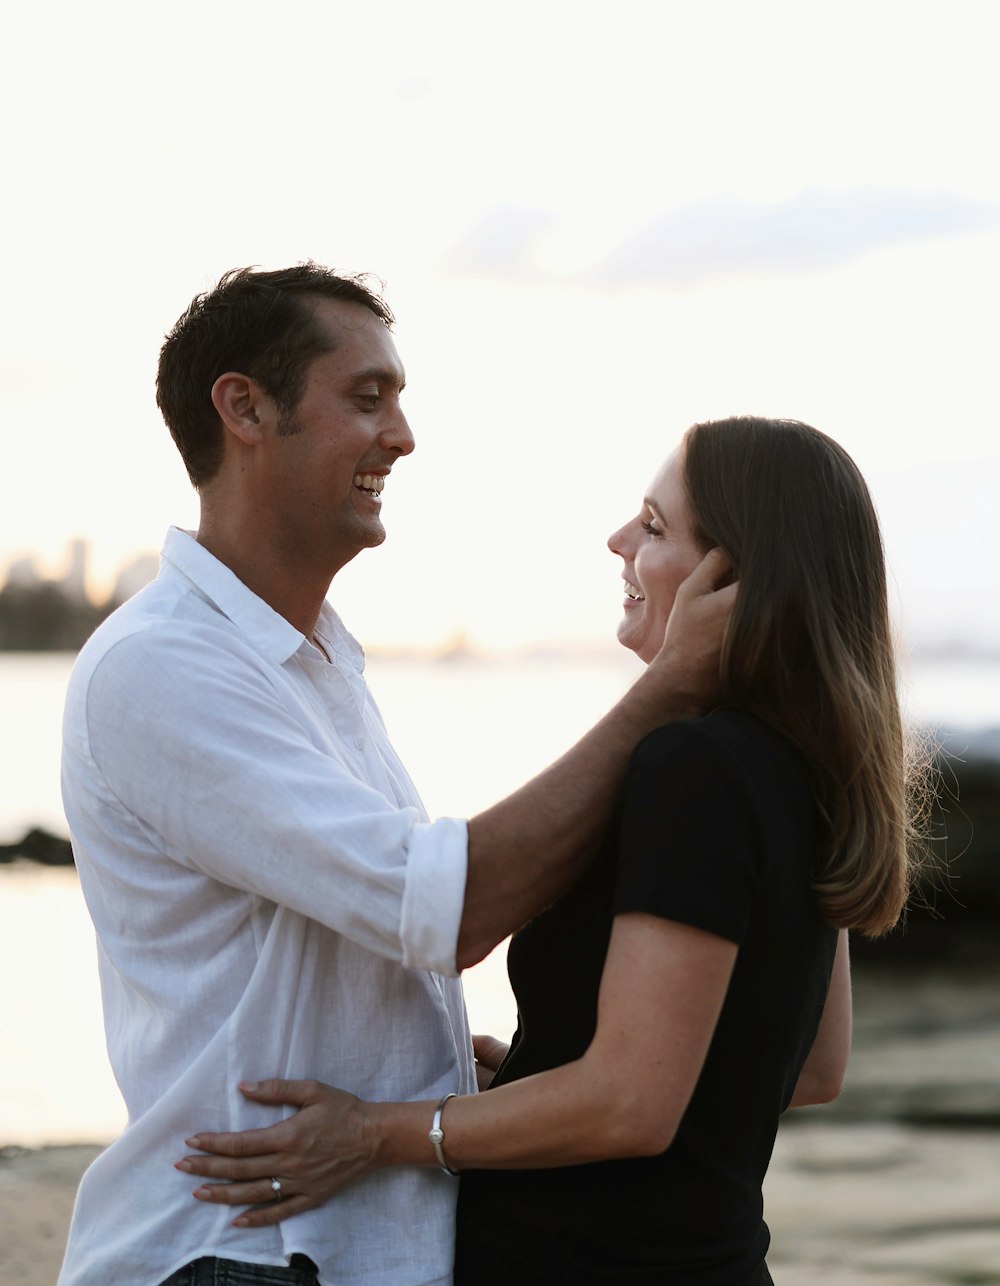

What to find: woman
left=177, top=417, right=922, bottom=1283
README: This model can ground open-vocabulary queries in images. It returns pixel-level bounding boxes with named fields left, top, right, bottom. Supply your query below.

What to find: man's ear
left=211, top=372, right=269, bottom=445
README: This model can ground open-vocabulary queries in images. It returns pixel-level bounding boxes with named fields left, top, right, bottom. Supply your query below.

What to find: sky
left=3, top=0, right=998, bottom=653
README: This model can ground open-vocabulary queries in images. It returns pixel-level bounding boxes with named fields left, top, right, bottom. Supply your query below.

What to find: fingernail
left=185, top=1136, right=201, bottom=1148
left=233, top=1216, right=249, bottom=1227
left=193, top=1186, right=210, bottom=1200
left=240, top=1081, right=259, bottom=1092
left=174, top=1160, right=193, bottom=1172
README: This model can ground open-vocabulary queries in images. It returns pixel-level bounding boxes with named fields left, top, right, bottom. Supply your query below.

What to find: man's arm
left=75, top=552, right=730, bottom=978
left=459, top=549, right=735, bottom=968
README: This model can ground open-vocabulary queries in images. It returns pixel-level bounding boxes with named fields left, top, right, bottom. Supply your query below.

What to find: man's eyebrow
left=350, top=365, right=406, bottom=391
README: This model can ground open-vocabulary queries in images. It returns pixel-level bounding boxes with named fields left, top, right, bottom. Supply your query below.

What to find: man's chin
left=329, top=522, right=386, bottom=571
left=353, top=514, right=387, bottom=547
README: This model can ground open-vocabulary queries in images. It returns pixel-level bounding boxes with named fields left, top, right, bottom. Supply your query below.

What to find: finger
left=190, top=1178, right=323, bottom=1228
left=184, top=1081, right=325, bottom=1157
left=238, top=1078, right=318, bottom=1106
left=193, top=1177, right=293, bottom=1207
left=681, top=546, right=734, bottom=593
left=176, top=1151, right=284, bottom=1181
left=233, top=1193, right=318, bottom=1229
left=184, top=1125, right=289, bottom=1158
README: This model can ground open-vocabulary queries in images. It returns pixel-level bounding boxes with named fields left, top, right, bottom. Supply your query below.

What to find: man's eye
left=356, top=394, right=379, bottom=409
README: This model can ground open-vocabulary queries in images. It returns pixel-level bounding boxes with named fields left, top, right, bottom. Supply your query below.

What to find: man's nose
left=382, top=407, right=415, bottom=456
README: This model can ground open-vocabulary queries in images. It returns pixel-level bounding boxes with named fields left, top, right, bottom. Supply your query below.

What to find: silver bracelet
left=429, top=1092, right=459, bottom=1176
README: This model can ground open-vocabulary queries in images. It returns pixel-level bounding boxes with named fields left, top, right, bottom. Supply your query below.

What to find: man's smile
left=354, top=473, right=386, bottom=499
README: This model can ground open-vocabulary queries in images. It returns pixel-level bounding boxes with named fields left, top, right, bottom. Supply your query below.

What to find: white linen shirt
left=59, top=528, right=475, bottom=1286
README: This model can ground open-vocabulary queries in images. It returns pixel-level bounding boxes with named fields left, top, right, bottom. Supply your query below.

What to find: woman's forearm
left=177, top=918, right=733, bottom=1224
left=384, top=916, right=732, bottom=1172
left=370, top=1056, right=671, bottom=1174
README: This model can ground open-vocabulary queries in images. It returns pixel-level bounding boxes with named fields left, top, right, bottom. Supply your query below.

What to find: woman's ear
left=211, top=372, right=267, bottom=445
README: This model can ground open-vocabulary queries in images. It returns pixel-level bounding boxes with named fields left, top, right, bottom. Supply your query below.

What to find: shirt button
left=354, top=736, right=365, bottom=751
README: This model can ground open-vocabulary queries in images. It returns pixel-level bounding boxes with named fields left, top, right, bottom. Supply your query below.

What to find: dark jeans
left=159, top=1255, right=319, bottom=1285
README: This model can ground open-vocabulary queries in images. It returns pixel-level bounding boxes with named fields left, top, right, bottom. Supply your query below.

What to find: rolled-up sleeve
left=401, top=817, right=468, bottom=975
left=76, top=621, right=470, bottom=972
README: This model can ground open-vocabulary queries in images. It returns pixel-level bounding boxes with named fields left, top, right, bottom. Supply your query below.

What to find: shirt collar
left=315, top=600, right=366, bottom=674
left=160, top=527, right=363, bottom=670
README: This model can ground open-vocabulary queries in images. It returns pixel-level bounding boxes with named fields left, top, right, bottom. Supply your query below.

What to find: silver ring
left=270, top=1176, right=283, bottom=1197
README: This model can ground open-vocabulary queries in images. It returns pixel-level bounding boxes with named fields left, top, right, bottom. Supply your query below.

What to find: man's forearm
left=458, top=670, right=703, bottom=968
left=457, top=549, right=734, bottom=970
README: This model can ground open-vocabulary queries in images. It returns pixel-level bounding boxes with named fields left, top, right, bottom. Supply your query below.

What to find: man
left=60, top=264, right=732, bottom=1286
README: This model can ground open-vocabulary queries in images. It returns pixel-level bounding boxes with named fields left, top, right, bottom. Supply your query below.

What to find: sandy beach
left=0, top=1143, right=99, bottom=1286
left=4, top=1120, right=999, bottom=1285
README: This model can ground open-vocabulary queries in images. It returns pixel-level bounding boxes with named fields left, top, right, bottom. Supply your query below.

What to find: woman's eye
left=641, top=520, right=661, bottom=537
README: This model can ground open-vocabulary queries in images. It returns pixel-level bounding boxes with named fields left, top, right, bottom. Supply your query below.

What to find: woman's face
left=607, top=450, right=706, bottom=664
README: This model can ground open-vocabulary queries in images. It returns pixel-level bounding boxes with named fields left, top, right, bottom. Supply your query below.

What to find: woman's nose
left=607, top=521, right=632, bottom=556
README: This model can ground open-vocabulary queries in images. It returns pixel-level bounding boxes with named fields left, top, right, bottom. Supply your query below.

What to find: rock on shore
left=0, top=827, right=73, bottom=866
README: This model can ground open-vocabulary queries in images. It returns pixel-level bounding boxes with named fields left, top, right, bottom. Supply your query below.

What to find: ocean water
left=3, top=649, right=997, bottom=836
left=1, top=649, right=636, bottom=1146
left=0, top=649, right=997, bottom=1147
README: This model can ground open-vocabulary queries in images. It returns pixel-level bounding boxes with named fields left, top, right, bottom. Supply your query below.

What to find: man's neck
left=195, top=522, right=335, bottom=643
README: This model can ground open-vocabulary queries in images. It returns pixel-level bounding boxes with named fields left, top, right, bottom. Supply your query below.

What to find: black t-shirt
left=455, top=711, right=838, bottom=1285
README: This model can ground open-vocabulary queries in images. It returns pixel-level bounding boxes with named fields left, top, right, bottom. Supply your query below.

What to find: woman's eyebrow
left=644, top=498, right=668, bottom=525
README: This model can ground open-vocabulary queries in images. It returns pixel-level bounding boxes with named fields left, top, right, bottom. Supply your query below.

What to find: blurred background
left=1, top=2, right=998, bottom=1282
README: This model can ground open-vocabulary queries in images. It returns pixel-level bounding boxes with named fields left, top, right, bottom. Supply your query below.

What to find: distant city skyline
left=2, top=524, right=996, bottom=662
left=2, top=540, right=159, bottom=608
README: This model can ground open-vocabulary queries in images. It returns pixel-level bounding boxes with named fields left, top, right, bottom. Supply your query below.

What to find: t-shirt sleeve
left=611, top=721, right=762, bottom=944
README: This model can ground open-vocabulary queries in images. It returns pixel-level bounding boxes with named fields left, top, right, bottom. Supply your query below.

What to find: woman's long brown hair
left=683, top=416, right=927, bottom=936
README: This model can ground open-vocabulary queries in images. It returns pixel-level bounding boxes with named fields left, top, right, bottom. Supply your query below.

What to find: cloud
left=448, top=191, right=1000, bottom=287
left=592, top=190, right=1000, bottom=286
left=445, top=206, right=557, bottom=277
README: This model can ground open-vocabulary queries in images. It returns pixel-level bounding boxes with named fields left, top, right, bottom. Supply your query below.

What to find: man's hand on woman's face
left=649, top=547, right=736, bottom=713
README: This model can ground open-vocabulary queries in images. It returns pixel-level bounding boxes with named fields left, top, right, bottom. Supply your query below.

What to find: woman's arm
left=787, top=928, right=851, bottom=1108
left=378, top=915, right=737, bottom=1169
left=177, top=913, right=737, bottom=1225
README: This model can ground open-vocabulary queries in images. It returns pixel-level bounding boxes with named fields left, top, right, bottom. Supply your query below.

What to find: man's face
left=264, top=298, right=414, bottom=574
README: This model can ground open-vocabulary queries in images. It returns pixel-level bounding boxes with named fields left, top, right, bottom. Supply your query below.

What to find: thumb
left=679, top=546, right=734, bottom=596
